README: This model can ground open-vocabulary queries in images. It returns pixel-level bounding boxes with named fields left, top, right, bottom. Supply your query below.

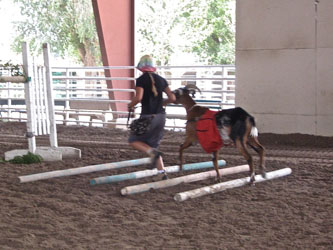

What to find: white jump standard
left=19, top=157, right=151, bottom=183
left=121, top=164, right=249, bottom=196
left=3, top=42, right=81, bottom=161
left=90, top=160, right=226, bottom=185
left=174, top=168, right=292, bottom=202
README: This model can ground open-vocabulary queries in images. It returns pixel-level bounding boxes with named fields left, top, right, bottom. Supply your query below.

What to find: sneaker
left=162, top=173, right=168, bottom=180
left=149, top=149, right=163, bottom=169
left=152, top=171, right=168, bottom=182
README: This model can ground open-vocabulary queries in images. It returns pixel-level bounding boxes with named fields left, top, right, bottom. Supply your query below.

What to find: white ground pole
left=18, top=158, right=151, bottom=183
left=90, top=160, right=226, bottom=185
left=174, top=168, right=292, bottom=202
left=121, top=164, right=249, bottom=196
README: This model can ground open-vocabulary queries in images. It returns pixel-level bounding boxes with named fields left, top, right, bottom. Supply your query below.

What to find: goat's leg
left=212, top=151, right=221, bottom=182
left=247, top=136, right=266, bottom=178
left=179, top=139, right=193, bottom=171
left=235, top=138, right=256, bottom=184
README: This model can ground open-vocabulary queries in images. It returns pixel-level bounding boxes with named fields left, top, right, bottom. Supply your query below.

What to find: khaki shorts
left=128, top=113, right=166, bottom=148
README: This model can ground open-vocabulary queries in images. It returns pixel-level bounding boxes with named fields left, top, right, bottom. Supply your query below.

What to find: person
left=128, top=55, right=176, bottom=180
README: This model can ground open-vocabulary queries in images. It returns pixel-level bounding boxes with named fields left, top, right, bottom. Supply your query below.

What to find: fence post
left=7, top=83, right=12, bottom=120
left=221, top=65, right=226, bottom=109
left=65, top=68, right=70, bottom=125
left=43, top=43, right=58, bottom=147
left=22, top=42, right=36, bottom=153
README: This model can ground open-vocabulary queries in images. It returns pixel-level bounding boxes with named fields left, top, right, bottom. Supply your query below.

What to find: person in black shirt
left=128, top=55, right=176, bottom=180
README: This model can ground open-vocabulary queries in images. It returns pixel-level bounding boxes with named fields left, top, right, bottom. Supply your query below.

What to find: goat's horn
left=185, top=84, right=202, bottom=94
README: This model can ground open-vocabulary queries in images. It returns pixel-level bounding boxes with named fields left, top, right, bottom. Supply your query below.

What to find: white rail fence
left=0, top=65, right=235, bottom=130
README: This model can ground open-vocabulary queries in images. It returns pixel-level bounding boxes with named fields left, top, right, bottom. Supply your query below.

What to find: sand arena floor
left=0, top=122, right=332, bottom=249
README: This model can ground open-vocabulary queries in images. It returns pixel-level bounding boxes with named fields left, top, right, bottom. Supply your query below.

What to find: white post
left=174, top=168, right=292, bottom=202
left=7, top=82, right=11, bottom=120
left=43, top=43, right=58, bottom=147
left=41, top=66, right=51, bottom=134
left=38, top=66, right=48, bottom=135
left=121, top=165, right=249, bottom=196
left=65, top=68, right=70, bottom=125
left=33, top=62, right=42, bottom=136
left=22, top=42, right=36, bottom=153
left=221, top=65, right=224, bottom=109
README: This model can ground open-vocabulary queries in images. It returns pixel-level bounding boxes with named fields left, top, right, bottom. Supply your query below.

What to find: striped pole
left=0, top=76, right=27, bottom=83
left=174, top=168, right=292, bottom=202
left=19, top=158, right=151, bottom=183
left=90, top=160, right=226, bottom=185
left=121, top=164, right=249, bottom=195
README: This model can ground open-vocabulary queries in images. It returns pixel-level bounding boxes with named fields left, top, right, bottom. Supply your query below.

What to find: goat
left=173, top=84, right=266, bottom=183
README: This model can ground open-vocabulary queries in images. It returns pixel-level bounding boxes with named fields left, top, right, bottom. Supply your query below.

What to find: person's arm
left=163, top=86, right=176, bottom=106
left=128, top=87, right=144, bottom=110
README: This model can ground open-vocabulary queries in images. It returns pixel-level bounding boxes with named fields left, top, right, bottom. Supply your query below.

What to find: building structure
left=236, top=0, right=332, bottom=136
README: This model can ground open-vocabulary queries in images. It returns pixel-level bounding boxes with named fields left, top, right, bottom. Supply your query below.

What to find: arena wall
left=235, top=0, right=333, bottom=136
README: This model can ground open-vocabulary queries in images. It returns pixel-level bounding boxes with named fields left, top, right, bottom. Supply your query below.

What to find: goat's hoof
left=249, top=175, right=256, bottom=185
left=261, top=171, right=267, bottom=179
left=215, top=177, right=222, bottom=183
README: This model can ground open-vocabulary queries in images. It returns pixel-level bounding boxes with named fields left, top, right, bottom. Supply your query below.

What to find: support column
left=92, top=0, right=135, bottom=118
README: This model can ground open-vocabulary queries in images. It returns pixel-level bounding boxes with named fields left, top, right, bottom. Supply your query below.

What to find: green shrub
left=9, top=152, right=43, bottom=164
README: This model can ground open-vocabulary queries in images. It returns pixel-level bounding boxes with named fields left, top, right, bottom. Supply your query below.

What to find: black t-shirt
left=136, top=72, right=168, bottom=114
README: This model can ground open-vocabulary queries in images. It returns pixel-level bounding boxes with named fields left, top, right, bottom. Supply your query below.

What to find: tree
left=137, top=0, right=235, bottom=65
left=136, top=0, right=181, bottom=65
left=179, top=0, right=235, bottom=64
left=12, top=0, right=101, bottom=66
left=11, top=0, right=234, bottom=66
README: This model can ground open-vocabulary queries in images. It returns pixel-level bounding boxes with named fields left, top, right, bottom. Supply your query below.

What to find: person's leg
left=156, top=156, right=168, bottom=180
left=155, top=155, right=164, bottom=170
left=129, top=141, right=151, bottom=153
left=129, top=141, right=164, bottom=171
left=145, top=114, right=167, bottom=173
left=128, top=114, right=167, bottom=179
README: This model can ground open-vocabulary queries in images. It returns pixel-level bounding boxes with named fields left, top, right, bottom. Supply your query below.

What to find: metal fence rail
left=0, top=65, right=235, bottom=129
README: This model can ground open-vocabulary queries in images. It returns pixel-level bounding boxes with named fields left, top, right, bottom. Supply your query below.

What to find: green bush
left=9, top=152, right=43, bottom=164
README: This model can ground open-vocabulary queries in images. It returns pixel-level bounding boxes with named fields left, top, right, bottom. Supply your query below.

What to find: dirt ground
left=0, top=121, right=332, bottom=249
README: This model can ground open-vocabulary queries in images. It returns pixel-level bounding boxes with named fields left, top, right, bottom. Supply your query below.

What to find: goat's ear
left=188, top=89, right=196, bottom=98
left=172, top=89, right=180, bottom=97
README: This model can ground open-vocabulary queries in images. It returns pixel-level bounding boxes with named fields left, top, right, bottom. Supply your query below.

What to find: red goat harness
left=196, top=109, right=223, bottom=153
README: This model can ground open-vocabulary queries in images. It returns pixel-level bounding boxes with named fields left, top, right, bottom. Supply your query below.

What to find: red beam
left=92, top=0, right=135, bottom=117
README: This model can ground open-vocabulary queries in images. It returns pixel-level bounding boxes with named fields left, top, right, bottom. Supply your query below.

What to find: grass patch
left=9, top=152, right=43, bottom=164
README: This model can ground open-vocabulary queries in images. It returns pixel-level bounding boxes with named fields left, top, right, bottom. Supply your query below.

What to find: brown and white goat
left=173, top=85, right=266, bottom=183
